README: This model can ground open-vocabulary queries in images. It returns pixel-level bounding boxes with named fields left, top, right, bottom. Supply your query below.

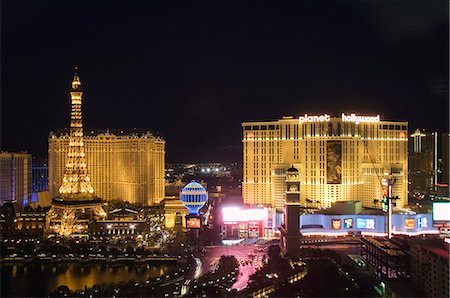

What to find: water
left=1, top=262, right=180, bottom=297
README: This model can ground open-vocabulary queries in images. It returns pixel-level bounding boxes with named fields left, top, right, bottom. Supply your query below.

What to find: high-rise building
left=408, top=129, right=450, bottom=192
left=242, top=113, right=408, bottom=210
left=438, top=133, right=449, bottom=185
left=49, top=129, right=165, bottom=205
left=0, top=152, right=32, bottom=205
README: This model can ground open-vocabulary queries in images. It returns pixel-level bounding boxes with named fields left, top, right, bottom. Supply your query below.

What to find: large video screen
left=327, top=141, right=342, bottom=184
left=222, top=207, right=267, bottom=223
left=186, top=217, right=201, bottom=229
left=356, top=218, right=375, bottom=229
left=433, top=202, right=450, bottom=222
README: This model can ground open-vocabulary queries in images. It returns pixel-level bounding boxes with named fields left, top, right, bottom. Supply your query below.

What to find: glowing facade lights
left=58, top=70, right=95, bottom=198
left=242, top=113, right=408, bottom=209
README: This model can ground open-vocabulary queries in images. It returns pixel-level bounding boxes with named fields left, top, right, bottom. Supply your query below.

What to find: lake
left=1, top=262, right=180, bottom=297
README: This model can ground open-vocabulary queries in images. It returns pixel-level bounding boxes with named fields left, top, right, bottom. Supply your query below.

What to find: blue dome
left=180, top=181, right=208, bottom=215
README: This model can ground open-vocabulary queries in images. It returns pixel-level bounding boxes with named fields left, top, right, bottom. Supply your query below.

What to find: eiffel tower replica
left=46, top=68, right=106, bottom=238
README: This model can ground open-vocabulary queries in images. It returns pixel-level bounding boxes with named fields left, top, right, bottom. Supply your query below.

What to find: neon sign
left=299, top=114, right=331, bottom=124
left=298, top=113, right=381, bottom=124
left=341, top=113, right=380, bottom=124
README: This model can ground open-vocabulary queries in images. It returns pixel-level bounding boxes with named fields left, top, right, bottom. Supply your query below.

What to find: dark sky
left=1, top=0, right=448, bottom=163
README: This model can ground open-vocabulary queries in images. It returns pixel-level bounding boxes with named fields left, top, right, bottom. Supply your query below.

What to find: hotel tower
left=242, top=113, right=408, bottom=210
left=49, top=130, right=165, bottom=206
left=48, top=83, right=165, bottom=206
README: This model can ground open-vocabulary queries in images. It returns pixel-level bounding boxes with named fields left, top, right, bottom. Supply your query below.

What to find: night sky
left=1, top=0, right=448, bottom=163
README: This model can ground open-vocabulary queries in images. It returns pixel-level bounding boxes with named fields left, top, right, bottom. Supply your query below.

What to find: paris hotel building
left=48, top=129, right=165, bottom=206
left=242, top=113, right=408, bottom=210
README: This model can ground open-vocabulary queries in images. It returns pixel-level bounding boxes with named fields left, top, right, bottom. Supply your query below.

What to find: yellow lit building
left=242, top=113, right=408, bottom=210
left=49, top=130, right=165, bottom=206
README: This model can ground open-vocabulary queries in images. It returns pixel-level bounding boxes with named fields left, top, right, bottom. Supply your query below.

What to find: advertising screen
left=433, top=202, right=450, bottom=222
left=332, top=219, right=341, bottom=229
left=222, top=207, right=267, bottom=223
left=405, top=218, right=415, bottom=229
left=418, top=217, right=428, bottom=228
left=344, top=218, right=353, bottom=229
left=186, top=217, right=201, bottom=229
left=356, top=218, right=375, bottom=229
left=327, top=141, right=342, bottom=184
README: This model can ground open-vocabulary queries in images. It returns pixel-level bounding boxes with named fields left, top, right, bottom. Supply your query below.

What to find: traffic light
left=381, top=197, right=389, bottom=212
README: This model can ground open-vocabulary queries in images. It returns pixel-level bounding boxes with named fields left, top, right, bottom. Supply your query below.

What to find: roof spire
left=72, top=66, right=82, bottom=91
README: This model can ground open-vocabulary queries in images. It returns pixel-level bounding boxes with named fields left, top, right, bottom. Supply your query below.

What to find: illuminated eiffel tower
left=46, top=68, right=106, bottom=238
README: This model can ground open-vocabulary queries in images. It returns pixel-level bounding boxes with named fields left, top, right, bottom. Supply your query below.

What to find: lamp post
left=382, top=176, right=398, bottom=239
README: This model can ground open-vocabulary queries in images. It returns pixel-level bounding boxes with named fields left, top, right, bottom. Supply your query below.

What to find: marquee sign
left=298, top=113, right=381, bottom=125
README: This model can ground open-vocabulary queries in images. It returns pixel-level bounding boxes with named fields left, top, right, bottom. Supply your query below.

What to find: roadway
left=201, top=244, right=270, bottom=291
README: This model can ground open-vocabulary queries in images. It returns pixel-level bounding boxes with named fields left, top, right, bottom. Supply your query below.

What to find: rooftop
left=50, top=128, right=163, bottom=140
left=410, top=238, right=449, bottom=260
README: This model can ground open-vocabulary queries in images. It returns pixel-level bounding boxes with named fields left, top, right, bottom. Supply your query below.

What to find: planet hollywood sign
left=298, top=113, right=380, bottom=124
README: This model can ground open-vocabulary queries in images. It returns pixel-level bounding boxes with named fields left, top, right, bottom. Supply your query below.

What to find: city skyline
left=1, top=1, right=448, bottom=163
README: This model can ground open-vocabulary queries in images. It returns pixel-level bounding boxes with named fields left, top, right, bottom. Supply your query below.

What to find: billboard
left=186, top=217, right=201, bottom=229
left=356, top=218, right=375, bottom=229
left=222, top=207, right=267, bottom=223
left=331, top=219, right=341, bottom=229
left=418, top=217, right=428, bottom=228
left=405, top=218, right=415, bottom=229
left=344, top=218, right=353, bottom=229
left=432, top=202, right=450, bottom=222
left=327, top=141, right=342, bottom=184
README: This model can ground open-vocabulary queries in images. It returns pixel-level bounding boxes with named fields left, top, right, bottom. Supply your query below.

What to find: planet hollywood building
left=242, top=113, right=408, bottom=210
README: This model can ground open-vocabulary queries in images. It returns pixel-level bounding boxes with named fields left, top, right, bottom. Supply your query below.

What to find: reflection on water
left=1, top=262, right=179, bottom=297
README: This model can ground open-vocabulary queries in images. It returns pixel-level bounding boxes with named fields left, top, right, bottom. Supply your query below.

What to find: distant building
left=32, top=158, right=49, bottom=192
left=409, top=130, right=450, bottom=192
left=242, top=114, right=408, bottom=209
left=440, top=133, right=449, bottom=185
left=410, top=239, right=449, bottom=297
left=49, top=129, right=165, bottom=206
left=0, top=152, right=32, bottom=206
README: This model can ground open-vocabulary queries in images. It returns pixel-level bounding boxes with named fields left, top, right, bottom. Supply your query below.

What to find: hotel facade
left=242, top=113, right=408, bottom=210
left=49, top=130, right=165, bottom=206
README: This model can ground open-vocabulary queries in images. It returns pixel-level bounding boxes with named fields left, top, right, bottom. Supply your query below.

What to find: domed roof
left=181, top=181, right=207, bottom=194
left=287, top=165, right=298, bottom=173
left=180, top=181, right=208, bottom=215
